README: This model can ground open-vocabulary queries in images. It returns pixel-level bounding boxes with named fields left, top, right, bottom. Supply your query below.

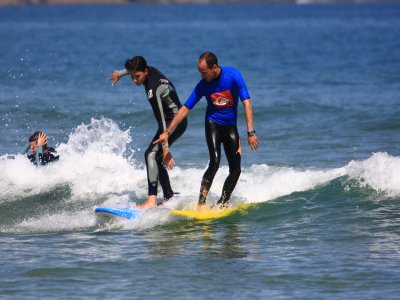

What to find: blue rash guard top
left=184, top=66, right=250, bottom=126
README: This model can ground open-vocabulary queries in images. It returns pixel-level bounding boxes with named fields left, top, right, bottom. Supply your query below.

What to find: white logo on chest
left=148, top=89, right=153, bottom=99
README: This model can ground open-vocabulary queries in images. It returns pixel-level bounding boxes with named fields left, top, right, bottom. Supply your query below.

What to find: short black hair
left=199, top=52, right=218, bottom=69
left=124, top=56, right=148, bottom=72
left=29, top=131, right=42, bottom=143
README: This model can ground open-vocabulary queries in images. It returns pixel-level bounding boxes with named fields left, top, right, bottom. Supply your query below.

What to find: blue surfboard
left=95, top=207, right=142, bottom=220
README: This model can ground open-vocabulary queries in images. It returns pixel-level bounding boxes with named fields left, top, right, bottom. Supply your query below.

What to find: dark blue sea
left=1, top=3, right=400, bottom=299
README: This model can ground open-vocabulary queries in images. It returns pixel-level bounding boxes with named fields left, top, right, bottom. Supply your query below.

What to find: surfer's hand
left=109, top=70, right=120, bottom=87
left=37, top=133, right=48, bottom=146
left=248, top=134, right=259, bottom=151
left=163, top=149, right=175, bottom=170
left=153, top=131, right=168, bottom=145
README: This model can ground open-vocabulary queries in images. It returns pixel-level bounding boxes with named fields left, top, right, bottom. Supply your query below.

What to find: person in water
left=109, top=56, right=187, bottom=209
left=21, top=131, right=59, bottom=166
left=155, top=52, right=259, bottom=210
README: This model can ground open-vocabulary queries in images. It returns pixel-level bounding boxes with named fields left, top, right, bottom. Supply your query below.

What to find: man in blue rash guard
left=109, top=56, right=187, bottom=209
left=155, top=52, right=259, bottom=210
left=21, top=131, right=59, bottom=166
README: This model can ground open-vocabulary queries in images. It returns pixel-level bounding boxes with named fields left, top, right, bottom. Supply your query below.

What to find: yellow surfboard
left=170, top=203, right=253, bottom=220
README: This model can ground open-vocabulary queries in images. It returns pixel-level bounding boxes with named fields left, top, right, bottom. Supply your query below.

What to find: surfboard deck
left=170, top=203, right=252, bottom=220
left=95, top=207, right=143, bottom=220
left=95, top=203, right=254, bottom=221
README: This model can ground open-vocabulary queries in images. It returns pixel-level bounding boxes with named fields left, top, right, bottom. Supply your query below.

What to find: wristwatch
left=247, top=130, right=256, bottom=137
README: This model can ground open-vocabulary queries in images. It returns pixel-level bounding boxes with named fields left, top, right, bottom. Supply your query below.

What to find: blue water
left=1, top=3, right=400, bottom=299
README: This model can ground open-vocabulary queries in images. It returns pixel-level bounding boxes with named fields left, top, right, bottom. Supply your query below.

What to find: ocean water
left=1, top=3, right=400, bottom=299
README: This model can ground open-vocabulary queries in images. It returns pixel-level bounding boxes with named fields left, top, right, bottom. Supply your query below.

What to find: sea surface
left=1, top=3, right=400, bottom=299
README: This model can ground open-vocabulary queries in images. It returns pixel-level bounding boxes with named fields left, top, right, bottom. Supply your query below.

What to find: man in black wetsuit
left=110, top=56, right=187, bottom=209
left=155, top=52, right=259, bottom=210
left=21, top=131, right=59, bottom=166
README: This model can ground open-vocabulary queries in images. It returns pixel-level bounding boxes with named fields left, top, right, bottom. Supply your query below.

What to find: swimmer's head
left=29, top=131, right=47, bottom=153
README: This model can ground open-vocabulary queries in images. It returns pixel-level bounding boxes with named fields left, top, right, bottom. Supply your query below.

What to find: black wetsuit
left=142, top=67, right=187, bottom=199
left=200, top=120, right=241, bottom=206
left=27, top=147, right=59, bottom=166
left=184, top=66, right=250, bottom=206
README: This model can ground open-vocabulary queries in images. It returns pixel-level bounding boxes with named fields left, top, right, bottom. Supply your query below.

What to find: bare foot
left=196, top=204, right=210, bottom=212
left=138, top=195, right=157, bottom=209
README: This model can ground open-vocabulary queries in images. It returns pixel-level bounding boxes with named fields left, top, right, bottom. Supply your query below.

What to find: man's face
left=129, top=70, right=148, bottom=86
left=197, top=59, right=218, bottom=82
left=29, top=141, right=38, bottom=154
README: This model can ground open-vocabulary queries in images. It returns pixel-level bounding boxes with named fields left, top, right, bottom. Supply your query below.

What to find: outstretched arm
left=109, top=69, right=129, bottom=87
left=20, top=144, right=30, bottom=154
left=242, top=99, right=259, bottom=151
left=154, top=105, right=191, bottom=145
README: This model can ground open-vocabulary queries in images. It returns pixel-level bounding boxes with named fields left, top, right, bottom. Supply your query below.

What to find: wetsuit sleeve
left=234, top=69, right=250, bottom=101
left=184, top=82, right=203, bottom=110
left=117, top=68, right=129, bottom=78
left=35, top=146, right=43, bottom=166
left=155, top=84, right=177, bottom=148
left=20, top=143, right=30, bottom=154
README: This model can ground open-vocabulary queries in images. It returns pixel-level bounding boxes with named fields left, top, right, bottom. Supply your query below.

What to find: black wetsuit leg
left=198, top=120, right=241, bottom=205
left=217, top=125, right=241, bottom=205
left=199, top=120, right=222, bottom=205
left=145, top=118, right=187, bottom=199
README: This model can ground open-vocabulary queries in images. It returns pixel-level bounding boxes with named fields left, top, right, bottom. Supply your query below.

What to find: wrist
left=247, top=130, right=256, bottom=137
left=165, top=129, right=171, bottom=136
left=117, top=68, right=128, bottom=77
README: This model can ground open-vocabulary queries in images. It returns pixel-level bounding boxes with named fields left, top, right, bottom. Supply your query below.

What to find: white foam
left=1, top=117, right=399, bottom=233
left=346, top=152, right=400, bottom=197
left=0, top=117, right=148, bottom=201
left=10, top=211, right=97, bottom=234
left=235, top=164, right=346, bottom=203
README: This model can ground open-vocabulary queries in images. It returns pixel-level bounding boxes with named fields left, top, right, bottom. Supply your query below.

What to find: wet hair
left=29, top=131, right=41, bottom=143
left=199, top=52, right=218, bottom=69
left=124, top=56, right=148, bottom=73
left=29, top=131, right=47, bottom=150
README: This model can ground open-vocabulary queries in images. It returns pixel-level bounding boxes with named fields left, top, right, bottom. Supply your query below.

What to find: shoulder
left=223, top=66, right=246, bottom=86
left=148, top=66, right=160, bottom=75
left=46, top=147, right=59, bottom=158
left=222, top=66, right=242, bottom=77
left=192, top=79, right=207, bottom=94
left=149, top=66, right=170, bottom=85
left=47, top=147, right=57, bottom=153
left=44, top=148, right=60, bottom=163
